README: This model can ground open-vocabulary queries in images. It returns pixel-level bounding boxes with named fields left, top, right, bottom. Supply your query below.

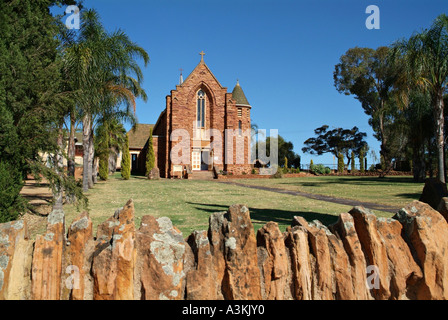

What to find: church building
left=129, top=52, right=253, bottom=178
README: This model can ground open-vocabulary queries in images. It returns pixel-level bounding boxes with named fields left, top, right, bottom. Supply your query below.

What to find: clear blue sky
left=56, top=0, right=447, bottom=168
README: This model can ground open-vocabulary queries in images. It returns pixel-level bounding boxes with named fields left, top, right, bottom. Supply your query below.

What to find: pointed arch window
left=197, top=90, right=206, bottom=129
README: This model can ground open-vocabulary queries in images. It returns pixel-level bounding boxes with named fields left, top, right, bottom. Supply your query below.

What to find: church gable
left=167, top=54, right=229, bottom=138
left=179, top=53, right=225, bottom=92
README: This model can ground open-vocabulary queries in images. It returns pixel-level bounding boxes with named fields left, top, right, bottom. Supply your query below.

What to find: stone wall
left=1, top=199, right=448, bottom=300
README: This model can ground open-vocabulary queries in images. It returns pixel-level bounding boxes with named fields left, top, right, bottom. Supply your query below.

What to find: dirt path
left=217, top=180, right=401, bottom=214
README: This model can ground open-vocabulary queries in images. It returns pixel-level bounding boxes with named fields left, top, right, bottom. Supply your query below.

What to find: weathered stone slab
left=394, top=201, right=448, bottom=299
left=137, top=215, right=187, bottom=300
left=257, top=222, right=289, bottom=300
left=31, top=208, right=65, bottom=300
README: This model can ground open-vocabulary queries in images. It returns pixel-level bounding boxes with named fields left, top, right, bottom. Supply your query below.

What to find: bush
left=251, top=168, right=256, bottom=175
left=309, top=159, right=315, bottom=172
left=121, top=135, right=131, bottom=180
left=312, top=164, right=329, bottom=175
left=145, top=128, right=155, bottom=177
left=271, top=166, right=283, bottom=179
left=98, top=155, right=109, bottom=181
left=0, top=161, right=25, bottom=223
left=359, top=148, right=366, bottom=173
left=337, top=153, right=344, bottom=173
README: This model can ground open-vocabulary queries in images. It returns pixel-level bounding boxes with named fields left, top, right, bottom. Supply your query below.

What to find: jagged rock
left=0, top=219, right=32, bottom=300
left=31, top=208, right=65, bottom=300
left=185, top=230, right=217, bottom=300
left=394, top=201, right=448, bottom=299
left=326, top=228, right=355, bottom=300
left=66, top=212, right=94, bottom=300
left=285, top=226, right=312, bottom=300
left=92, top=200, right=136, bottom=300
left=293, top=217, right=333, bottom=300
left=349, top=207, right=391, bottom=300
left=376, top=217, right=423, bottom=299
left=208, top=211, right=227, bottom=300
left=136, top=215, right=187, bottom=300
left=3, top=199, right=448, bottom=301
left=220, top=205, right=262, bottom=300
left=330, top=213, right=372, bottom=300
left=147, top=167, right=160, bottom=180
left=257, top=222, right=289, bottom=300
left=419, top=178, right=448, bottom=210
left=436, top=197, right=448, bottom=223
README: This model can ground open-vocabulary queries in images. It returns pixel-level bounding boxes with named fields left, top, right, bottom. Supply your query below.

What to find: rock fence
left=1, top=199, right=448, bottom=300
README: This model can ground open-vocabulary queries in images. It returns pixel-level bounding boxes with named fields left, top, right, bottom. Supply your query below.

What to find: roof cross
left=199, top=51, right=205, bottom=62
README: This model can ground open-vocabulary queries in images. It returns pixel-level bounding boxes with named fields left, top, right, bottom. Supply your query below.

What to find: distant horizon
left=53, top=0, right=448, bottom=169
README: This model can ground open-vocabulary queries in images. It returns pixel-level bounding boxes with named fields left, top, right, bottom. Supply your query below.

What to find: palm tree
left=393, top=14, right=448, bottom=182
left=62, top=9, right=149, bottom=191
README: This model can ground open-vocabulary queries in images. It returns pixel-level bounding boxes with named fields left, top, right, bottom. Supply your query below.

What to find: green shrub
left=272, top=166, right=283, bottom=179
left=312, top=164, right=330, bottom=175
left=359, top=148, right=366, bottom=173
left=337, top=153, right=344, bottom=173
left=121, top=135, right=131, bottom=180
left=145, top=128, right=155, bottom=177
left=0, top=161, right=25, bottom=223
left=98, top=155, right=109, bottom=181
left=251, top=168, right=256, bottom=175
left=309, top=159, right=315, bottom=172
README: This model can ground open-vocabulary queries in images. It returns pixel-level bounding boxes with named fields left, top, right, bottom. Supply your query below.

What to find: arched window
left=197, top=90, right=206, bottom=128
left=238, top=120, right=242, bottom=136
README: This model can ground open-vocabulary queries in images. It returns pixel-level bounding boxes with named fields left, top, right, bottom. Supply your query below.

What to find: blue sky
left=57, top=0, right=447, bottom=168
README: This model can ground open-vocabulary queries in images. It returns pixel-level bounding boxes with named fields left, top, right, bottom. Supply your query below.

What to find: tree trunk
left=53, top=123, right=64, bottom=210
left=378, top=110, right=393, bottom=177
left=93, top=155, right=98, bottom=184
left=82, top=114, right=92, bottom=192
left=434, top=90, right=445, bottom=183
left=413, top=140, right=426, bottom=183
left=88, top=129, right=95, bottom=188
left=67, top=111, right=76, bottom=178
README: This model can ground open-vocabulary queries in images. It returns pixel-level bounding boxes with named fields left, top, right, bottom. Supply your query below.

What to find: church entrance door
left=192, top=150, right=200, bottom=171
left=192, top=149, right=211, bottom=171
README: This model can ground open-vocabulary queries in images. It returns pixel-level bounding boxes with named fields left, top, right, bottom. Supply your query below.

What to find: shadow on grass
left=186, top=202, right=339, bottom=227
left=395, top=193, right=421, bottom=200
left=277, top=176, right=420, bottom=188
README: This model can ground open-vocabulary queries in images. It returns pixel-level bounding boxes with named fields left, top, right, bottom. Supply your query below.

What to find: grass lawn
left=236, top=175, right=424, bottom=208
left=62, top=173, right=382, bottom=237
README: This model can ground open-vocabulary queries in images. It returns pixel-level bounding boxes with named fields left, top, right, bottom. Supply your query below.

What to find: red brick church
left=127, top=52, right=253, bottom=178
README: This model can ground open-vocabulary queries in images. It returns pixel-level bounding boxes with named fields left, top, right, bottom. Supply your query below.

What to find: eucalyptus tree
left=392, top=14, right=448, bottom=183
left=334, top=46, right=400, bottom=173
left=302, top=125, right=368, bottom=168
left=62, top=9, right=149, bottom=191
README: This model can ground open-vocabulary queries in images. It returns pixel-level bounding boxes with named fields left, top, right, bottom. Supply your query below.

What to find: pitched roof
left=180, top=58, right=225, bottom=90
left=127, top=124, right=154, bottom=149
left=232, top=81, right=251, bottom=107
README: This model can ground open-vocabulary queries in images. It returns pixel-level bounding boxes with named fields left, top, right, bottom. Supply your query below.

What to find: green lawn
left=63, top=174, right=422, bottom=238
left=63, top=174, right=381, bottom=237
left=236, top=175, right=424, bottom=208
